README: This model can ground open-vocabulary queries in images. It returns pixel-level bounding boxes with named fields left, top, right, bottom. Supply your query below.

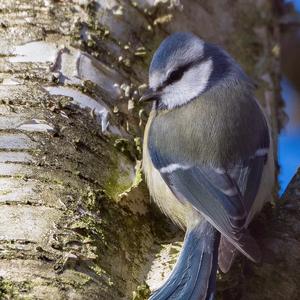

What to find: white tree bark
left=0, top=0, right=286, bottom=299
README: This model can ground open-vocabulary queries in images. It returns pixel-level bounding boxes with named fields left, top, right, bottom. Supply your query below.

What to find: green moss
left=132, top=283, right=151, bottom=300
left=103, top=151, right=135, bottom=201
left=132, top=160, right=143, bottom=187
left=0, top=189, right=13, bottom=196
left=0, top=279, right=16, bottom=299
left=36, top=174, right=65, bottom=186
left=104, top=168, right=132, bottom=200
left=70, top=215, right=106, bottom=244
left=113, top=138, right=135, bottom=158
left=56, top=271, right=92, bottom=288
left=102, top=135, right=144, bottom=201
left=83, top=186, right=97, bottom=209
left=90, top=264, right=106, bottom=276
left=0, top=279, right=33, bottom=300
left=90, top=264, right=114, bottom=286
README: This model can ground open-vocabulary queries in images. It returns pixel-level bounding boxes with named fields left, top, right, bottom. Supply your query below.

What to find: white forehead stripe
left=149, top=37, right=205, bottom=90
left=161, top=58, right=213, bottom=109
left=255, top=148, right=269, bottom=156
left=160, top=163, right=191, bottom=173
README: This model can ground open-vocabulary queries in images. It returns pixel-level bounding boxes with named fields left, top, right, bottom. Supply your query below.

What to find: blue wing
left=148, top=123, right=269, bottom=262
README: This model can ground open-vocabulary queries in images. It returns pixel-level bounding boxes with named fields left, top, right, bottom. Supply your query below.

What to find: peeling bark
left=0, top=0, right=287, bottom=299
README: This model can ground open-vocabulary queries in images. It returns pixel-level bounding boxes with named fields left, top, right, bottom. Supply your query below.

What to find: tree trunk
left=0, top=0, right=291, bottom=299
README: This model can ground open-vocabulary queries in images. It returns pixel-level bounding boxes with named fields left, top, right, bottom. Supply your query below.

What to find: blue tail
left=150, top=219, right=220, bottom=300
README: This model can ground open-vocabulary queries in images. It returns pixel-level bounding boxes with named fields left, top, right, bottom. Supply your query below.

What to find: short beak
left=139, top=88, right=160, bottom=103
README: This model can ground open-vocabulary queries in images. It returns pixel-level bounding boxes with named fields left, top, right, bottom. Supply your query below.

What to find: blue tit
left=140, top=32, right=275, bottom=300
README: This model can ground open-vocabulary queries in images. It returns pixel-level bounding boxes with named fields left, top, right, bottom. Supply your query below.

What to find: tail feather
left=218, top=231, right=261, bottom=273
left=150, top=219, right=220, bottom=300
left=218, top=236, right=238, bottom=273
left=204, top=230, right=220, bottom=300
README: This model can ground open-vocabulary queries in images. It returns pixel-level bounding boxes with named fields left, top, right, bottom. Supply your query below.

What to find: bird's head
left=140, top=32, right=248, bottom=110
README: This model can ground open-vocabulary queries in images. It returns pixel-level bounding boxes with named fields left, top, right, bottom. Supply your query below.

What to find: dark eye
left=165, top=61, right=195, bottom=86
left=159, top=59, right=203, bottom=90
left=167, top=69, right=184, bottom=84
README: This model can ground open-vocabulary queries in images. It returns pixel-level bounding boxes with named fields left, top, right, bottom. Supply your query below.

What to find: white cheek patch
left=161, top=59, right=213, bottom=109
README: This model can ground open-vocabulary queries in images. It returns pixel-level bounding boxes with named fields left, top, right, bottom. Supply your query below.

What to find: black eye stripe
left=166, top=68, right=184, bottom=84
left=158, top=57, right=205, bottom=91
left=164, top=61, right=193, bottom=86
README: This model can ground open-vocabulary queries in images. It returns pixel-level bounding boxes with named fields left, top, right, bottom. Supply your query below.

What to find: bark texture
left=227, top=168, right=300, bottom=300
left=0, top=0, right=290, bottom=299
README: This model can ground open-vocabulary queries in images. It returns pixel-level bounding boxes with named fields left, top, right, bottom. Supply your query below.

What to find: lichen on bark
left=0, top=0, right=288, bottom=299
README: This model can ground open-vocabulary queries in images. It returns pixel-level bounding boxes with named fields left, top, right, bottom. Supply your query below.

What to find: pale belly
left=142, top=112, right=201, bottom=229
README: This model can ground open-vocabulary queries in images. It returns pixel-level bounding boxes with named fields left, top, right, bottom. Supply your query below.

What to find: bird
left=140, top=32, right=275, bottom=300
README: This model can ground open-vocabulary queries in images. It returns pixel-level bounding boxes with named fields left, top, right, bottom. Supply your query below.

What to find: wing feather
left=148, top=105, right=269, bottom=262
